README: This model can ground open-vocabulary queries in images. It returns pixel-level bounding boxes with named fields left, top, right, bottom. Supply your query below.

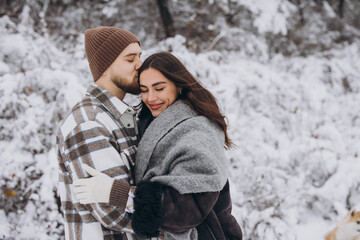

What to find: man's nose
left=135, top=58, right=142, bottom=70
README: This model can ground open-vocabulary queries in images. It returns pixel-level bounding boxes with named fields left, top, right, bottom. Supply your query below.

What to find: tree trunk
left=297, top=0, right=305, bottom=26
left=157, top=0, right=175, bottom=38
left=338, top=0, right=345, bottom=18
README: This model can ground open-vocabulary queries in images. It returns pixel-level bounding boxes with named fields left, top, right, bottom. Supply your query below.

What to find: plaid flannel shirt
left=57, top=84, right=139, bottom=240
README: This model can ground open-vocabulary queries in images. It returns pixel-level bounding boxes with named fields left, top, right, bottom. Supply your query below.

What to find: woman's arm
left=131, top=181, right=220, bottom=238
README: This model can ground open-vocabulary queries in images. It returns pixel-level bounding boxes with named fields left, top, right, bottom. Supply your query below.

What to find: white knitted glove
left=73, top=164, right=115, bottom=204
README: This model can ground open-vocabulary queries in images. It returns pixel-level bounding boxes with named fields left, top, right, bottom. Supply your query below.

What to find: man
left=56, top=26, right=142, bottom=240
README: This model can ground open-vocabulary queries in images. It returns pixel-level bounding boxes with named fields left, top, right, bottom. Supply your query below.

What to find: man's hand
left=73, top=164, right=115, bottom=204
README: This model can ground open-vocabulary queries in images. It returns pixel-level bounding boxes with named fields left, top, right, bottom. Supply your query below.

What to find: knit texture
left=109, top=179, right=131, bottom=208
left=131, top=181, right=163, bottom=238
left=84, top=26, right=139, bottom=81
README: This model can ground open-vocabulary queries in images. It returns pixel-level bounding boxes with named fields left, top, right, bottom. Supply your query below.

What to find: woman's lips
left=149, top=103, right=164, bottom=110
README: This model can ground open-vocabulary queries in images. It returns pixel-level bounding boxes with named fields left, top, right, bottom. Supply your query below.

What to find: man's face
left=108, top=42, right=142, bottom=94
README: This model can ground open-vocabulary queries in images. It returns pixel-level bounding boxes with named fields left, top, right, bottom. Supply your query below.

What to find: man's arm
left=60, top=120, right=134, bottom=232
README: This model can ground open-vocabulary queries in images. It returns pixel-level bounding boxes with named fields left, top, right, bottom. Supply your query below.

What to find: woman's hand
left=73, top=164, right=115, bottom=204
left=131, top=181, right=163, bottom=238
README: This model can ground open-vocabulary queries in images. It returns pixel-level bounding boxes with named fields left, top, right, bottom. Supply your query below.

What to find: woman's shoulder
left=169, top=115, right=225, bottom=148
left=182, top=114, right=222, bottom=133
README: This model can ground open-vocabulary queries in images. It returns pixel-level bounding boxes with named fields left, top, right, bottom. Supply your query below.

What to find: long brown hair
left=138, top=51, right=233, bottom=149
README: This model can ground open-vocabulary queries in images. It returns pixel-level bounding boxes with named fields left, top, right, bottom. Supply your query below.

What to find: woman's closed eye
left=140, top=88, right=164, bottom=93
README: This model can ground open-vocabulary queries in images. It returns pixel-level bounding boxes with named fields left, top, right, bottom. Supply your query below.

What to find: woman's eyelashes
left=140, top=87, right=165, bottom=93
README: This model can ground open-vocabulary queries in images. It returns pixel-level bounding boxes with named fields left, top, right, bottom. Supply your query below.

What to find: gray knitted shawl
left=135, top=100, right=228, bottom=194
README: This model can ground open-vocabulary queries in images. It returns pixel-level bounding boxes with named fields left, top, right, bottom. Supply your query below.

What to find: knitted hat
left=84, top=26, right=140, bottom=81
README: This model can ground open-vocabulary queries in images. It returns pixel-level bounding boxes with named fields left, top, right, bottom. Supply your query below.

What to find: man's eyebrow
left=123, top=52, right=142, bottom=57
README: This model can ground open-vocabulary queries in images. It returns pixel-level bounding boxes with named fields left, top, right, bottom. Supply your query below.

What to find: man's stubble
left=111, top=74, right=141, bottom=95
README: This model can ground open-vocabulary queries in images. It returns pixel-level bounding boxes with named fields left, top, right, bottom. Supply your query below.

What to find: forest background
left=1, top=0, right=360, bottom=239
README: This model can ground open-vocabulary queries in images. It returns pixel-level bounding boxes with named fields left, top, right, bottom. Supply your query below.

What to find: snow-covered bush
left=0, top=9, right=86, bottom=239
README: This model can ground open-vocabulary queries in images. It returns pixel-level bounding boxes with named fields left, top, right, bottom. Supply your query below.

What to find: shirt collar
left=86, top=84, right=136, bottom=120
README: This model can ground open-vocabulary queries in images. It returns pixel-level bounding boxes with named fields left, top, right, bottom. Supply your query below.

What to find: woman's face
left=139, top=68, right=180, bottom=117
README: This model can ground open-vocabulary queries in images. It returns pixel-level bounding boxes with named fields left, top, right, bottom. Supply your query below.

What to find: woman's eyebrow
left=140, top=81, right=167, bottom=88
left=152, top=81, right=167, bottom=87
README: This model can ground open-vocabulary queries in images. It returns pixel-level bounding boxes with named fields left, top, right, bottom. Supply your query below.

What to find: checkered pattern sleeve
left=58, top=120, right=134, bottom=233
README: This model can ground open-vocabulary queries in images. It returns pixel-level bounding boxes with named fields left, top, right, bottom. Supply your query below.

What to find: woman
left=75, top=52, right=242, bottom=240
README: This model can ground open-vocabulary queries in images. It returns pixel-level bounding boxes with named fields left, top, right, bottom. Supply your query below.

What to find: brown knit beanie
left=84, top=26, right=140, bottom=81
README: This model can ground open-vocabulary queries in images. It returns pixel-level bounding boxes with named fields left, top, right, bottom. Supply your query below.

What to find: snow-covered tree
left=1, top=0, right=359, bottom=239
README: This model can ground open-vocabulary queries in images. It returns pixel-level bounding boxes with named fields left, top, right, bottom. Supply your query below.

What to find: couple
left=56, top=26, right=242, bottom=240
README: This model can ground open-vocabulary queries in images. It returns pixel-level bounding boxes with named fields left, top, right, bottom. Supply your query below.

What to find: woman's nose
left=147, top=90, right=156, bottom=101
